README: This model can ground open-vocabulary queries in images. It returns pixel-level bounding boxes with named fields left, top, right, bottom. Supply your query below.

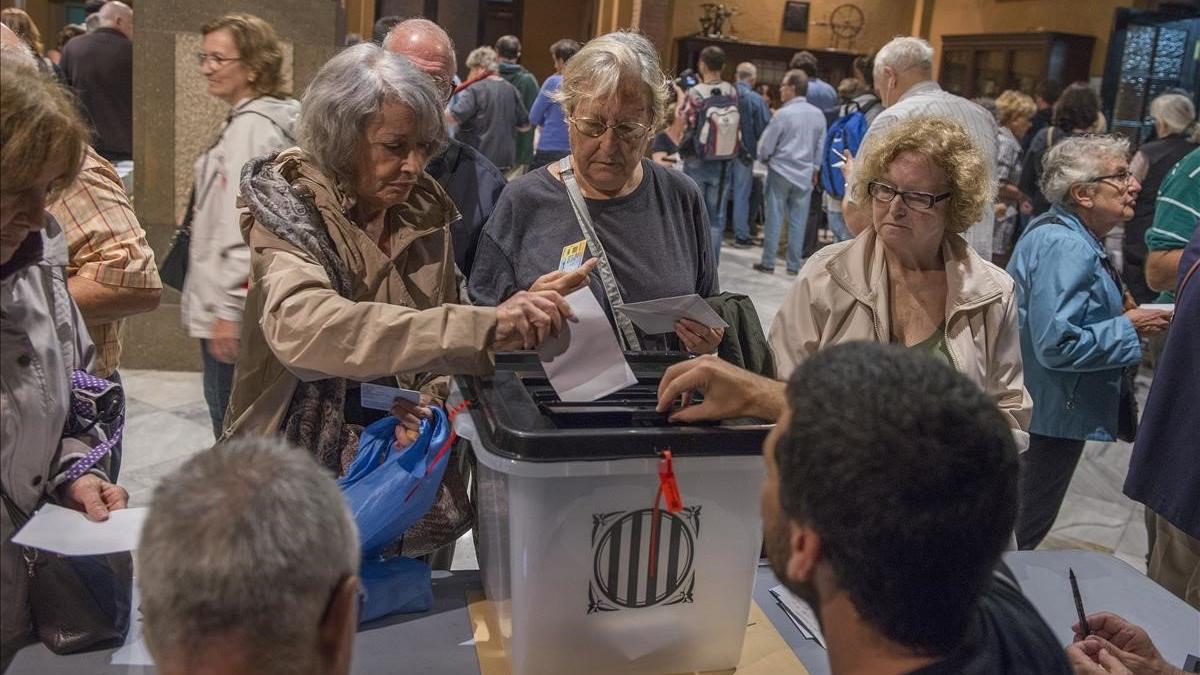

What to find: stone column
left=128, top=0, right=343, bottom=370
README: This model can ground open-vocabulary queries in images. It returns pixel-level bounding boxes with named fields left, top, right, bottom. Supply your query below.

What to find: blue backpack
left=820, top=99, right=878, bottom=198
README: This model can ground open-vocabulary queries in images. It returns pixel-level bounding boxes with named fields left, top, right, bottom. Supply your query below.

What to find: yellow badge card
left=559, top=240, right=587, bottom=272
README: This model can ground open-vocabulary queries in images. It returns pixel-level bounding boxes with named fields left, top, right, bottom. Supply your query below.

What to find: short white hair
left=552, top=31, right=670, bottom=129
left=874, top=36, right=934, bottom=77
left=735, top=62, right=756, bottom=82
left=465, top=45, right=497, bottom=71
left=1040, top=135, right=1130, bottom=205
left=1150, top=93, right=1198, bottom=141
left=138, top=438, right=359, bottom=673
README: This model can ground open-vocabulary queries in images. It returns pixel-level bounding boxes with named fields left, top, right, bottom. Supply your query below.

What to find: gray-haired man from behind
left=138, top=439, right=360, bottom=675
left=840, top=36, right=998, bottom=260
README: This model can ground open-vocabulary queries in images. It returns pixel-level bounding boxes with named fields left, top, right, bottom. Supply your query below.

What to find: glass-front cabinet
left=939, top=32, right=1096, bottom=99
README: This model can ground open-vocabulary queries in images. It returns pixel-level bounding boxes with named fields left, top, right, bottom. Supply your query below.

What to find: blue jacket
left=735, top=81, right=771, bottom=162
left=1007, top=206, right=1142, bottom=440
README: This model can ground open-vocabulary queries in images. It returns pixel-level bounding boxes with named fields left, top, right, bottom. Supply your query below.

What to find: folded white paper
left=538, top=289, right=637, bottom=402
left=1140, top=303, right=1174, bottom=312
left=617, top=294, right=729, bottom=335
left=360, top=382, right=422, bottom=411
left=12, top=503, right=148, bottom=556
left=769, top=584, right=827, bottom=648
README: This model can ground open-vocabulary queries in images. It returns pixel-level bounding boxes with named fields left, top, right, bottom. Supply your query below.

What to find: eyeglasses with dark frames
left=1087, top=169, right=1134, bottom=191
left=569, top=116, right=652, bottom=142
left=867, top=181, right=952, bottom=210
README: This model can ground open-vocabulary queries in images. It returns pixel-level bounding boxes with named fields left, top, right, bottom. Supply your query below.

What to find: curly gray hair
left=552, top=31, right=670, bottom=130
left=297, top=42, right=447, bottom=193
left=1039, top=135, right=1130, bottom=205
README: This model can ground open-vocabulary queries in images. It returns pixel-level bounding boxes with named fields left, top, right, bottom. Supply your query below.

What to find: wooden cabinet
left=675, top=36, right=861, bottom=93
left=939, top=32, right=1095, bottom=99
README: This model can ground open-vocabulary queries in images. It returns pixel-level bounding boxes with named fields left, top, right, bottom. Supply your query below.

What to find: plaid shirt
left=48, top=147, right=161, bottom=377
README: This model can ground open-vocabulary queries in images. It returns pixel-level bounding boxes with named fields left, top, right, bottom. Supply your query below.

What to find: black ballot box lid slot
left=455, top=352, right=771, bottom=462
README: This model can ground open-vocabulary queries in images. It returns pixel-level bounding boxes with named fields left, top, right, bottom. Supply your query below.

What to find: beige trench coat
left=224, top=149, right=498, bottom=439
left=769, top=230, right=1032, bottom=449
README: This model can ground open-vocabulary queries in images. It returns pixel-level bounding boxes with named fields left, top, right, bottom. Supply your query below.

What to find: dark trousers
left=1016, top=433, right=1087, bottom=550
left=200, top=339, right=235, bottom=440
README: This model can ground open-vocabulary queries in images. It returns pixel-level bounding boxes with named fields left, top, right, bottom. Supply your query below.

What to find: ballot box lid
left=453, top=352, right=771, bottom=462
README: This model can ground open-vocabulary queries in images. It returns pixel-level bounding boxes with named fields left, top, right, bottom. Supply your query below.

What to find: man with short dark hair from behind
left=494, top=34, right=539, bottom=176
left=762, top=342, right=1070, bottom=674
left=788, top=50, right=838, bottom=118
left=1022, top=79, right=1062, bottom=152
left=683, top=44, right=737, bottom=262
left=138, top=438, right=360, bottom=675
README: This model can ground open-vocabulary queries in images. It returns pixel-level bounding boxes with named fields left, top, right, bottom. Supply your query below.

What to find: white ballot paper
left=538, top=288, right=637, bottom=402
left=1140, top=303, right=1175, bottom=312
left=769, top=584, right=827, bottom=648
left=360, top=382, right=422, bottom=411
left=12, top=503, right=148, bottom=556
left=616, top=293, right=729, bottom=335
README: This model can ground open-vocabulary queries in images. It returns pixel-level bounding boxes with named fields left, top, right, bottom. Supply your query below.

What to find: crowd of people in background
left=1, top=4, right=1198, bottom=674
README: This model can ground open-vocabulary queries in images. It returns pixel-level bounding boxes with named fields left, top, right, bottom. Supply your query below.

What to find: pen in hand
left=1069, top=568, right=1090, bottom=638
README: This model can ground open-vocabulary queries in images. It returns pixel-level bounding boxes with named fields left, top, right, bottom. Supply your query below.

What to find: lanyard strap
left=557, top=156, right=642, bottom=351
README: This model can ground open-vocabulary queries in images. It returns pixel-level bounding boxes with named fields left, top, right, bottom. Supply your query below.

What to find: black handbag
left=1, top=488, right=133, bottom=655
left=159, top=188, right=195, bottom=291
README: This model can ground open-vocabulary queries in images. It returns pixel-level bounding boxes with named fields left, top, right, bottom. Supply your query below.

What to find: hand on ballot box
left=656, top=354, right=787, bottom=424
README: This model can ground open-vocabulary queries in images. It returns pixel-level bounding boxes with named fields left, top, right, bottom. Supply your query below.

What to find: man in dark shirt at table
left=60, top=1, right=133, bottom=163
left=758, top=343, right=1071, bottom=675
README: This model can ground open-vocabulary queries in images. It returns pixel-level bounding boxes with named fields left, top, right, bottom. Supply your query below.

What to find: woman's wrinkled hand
left=530, top=258, right=598, bottom=296
left=62, top=474, right=128, bottom=522
left=1123, top=308, right=1171, bottom=337
left=392, top=393, right=433, bottom=449
left=494, top=290, right=572, bottom=350
left=675, top=318, right=724, bottom=354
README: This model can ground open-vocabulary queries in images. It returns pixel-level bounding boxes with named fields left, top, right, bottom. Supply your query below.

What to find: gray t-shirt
left=469, top=159, right=719, bottom=351
left=450, top=77, right=530, bottom=171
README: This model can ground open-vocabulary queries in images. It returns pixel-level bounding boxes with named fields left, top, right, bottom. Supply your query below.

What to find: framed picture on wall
left=783, top=1, right=809, bottom=33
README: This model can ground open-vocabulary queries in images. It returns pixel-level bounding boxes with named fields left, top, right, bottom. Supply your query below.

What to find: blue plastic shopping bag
left=338, top=406, right=454, bottom=556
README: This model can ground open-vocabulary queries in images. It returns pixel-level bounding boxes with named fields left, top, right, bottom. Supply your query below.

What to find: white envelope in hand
left=537, top=289, right=637, bottom=402
left=616, top=294, right=729, bottom=335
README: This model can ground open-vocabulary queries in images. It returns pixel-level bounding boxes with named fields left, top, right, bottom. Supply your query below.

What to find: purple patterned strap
left=62, top=370, right=123, bottom=483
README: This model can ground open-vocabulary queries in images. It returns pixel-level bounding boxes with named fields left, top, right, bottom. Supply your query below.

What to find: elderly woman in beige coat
left=224, top=44, right=568, bottom=473
left=656, top=116, right=1030, bottom=451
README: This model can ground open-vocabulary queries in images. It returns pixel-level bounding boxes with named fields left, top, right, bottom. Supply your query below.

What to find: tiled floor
left=117, top=239, right=1151, bottom=573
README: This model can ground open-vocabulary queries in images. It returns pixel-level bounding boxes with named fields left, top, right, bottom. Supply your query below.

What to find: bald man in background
left=60, top=1, right=132, bottom=163
left=384, top=19, right=507, bottom=278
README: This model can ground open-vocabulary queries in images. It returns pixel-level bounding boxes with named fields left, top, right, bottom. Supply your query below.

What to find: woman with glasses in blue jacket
left=1007, top=135, right=1173, bottom=551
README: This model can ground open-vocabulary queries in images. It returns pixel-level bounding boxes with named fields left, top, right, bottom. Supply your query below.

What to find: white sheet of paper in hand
left=538, top=289, right=637, bottom=402
left=360, top=382, right=422, bottom=411
left=617, top=294, right=729, bottom=335
left=11, top=503, right=148, bottom=556
left=1140, top=303, right=1174, bottom=312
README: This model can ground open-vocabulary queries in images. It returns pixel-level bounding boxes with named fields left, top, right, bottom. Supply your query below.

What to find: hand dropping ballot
left=537, top=288, right=637, bottom=402
left=617, top=294, right=728, bottom=335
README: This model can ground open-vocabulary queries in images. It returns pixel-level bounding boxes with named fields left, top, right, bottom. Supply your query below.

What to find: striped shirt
left=857, top=80, right=999, bottom=259
left=1146, top=147, right=1200, bottom=302
left=48, top=147, right=161, bottom=377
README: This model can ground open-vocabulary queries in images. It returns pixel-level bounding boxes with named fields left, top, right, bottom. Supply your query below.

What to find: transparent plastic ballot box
left=451, top=353, right=771, bottom=675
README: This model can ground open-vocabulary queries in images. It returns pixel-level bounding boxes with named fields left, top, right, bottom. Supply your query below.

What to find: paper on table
left=770, top=584, right=827, bottom=648
left=361, top=382, right=422, bottom=411
left=1140, top=303, right=1175, bottom=312
left=537, top=288, right=637, bottom=402
left=616, top=293, right=729, bottom=335
left=12, top=503, right=148, bottom=556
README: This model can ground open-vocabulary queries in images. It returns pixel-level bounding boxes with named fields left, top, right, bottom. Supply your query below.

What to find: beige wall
left=926, top=0, right=1150, bottom=79
left=521, top=0, right=594, bottom=82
